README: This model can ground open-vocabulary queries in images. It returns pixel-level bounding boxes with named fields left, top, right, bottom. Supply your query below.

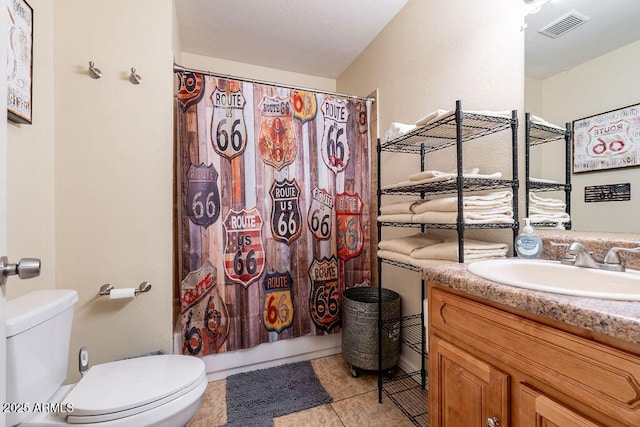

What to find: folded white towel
left=384, top=122, right=417, bottom=142
left=530, top=205, right=566, bottom=215
left=411, top=239, right=508, bottom=261
left=530, top=212, right=570, bottom=222
left=415, top=109, right=451, bottom=126
left=377, top=233, right=443, bottom=255
left=412, top=210, right=514, bottom=224
left=530, top=114, right=565, bottom=131
left=408, top=170, right=503, bottom=182
left=377, top=249, right=456, bottom=268
left=413, top=191, right=513, bottom=214
left=379, top=199, right=424, bottom=215
left=377, top=213, right=415, bottom=223
left=529, top=193, right=566, bottom=209
left=529, top=177, right=560, bottom=184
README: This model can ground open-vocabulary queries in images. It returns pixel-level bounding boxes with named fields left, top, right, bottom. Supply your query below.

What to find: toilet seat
left=61, top=355, right=205, bottom=424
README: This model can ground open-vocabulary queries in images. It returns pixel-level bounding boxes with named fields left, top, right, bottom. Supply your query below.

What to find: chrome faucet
left=601, top=246, right=640, bottom=272
left=565, top=242, right=602, bottom=269
left=551, top=241, right=640, bottom=272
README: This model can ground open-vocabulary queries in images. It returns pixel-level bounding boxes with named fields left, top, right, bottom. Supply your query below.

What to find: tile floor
left=187, top=354, right=417, bottom=426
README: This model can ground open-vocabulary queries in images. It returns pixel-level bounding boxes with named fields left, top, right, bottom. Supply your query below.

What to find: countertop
left=422, top=262, right=640, bottom=346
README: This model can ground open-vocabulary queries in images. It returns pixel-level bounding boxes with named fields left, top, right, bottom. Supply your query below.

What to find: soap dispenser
left=515, top=218, right=543, bottom=259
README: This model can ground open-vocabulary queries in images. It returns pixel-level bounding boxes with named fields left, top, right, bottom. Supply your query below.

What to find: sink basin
left=467, top=258, right=640, bottom=301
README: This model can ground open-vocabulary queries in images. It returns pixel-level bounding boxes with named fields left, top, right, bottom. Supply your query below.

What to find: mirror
left=524, top=0, right=640, bottom=233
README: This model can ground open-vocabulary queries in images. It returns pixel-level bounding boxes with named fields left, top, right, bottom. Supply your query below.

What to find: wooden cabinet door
left=519, top=384, right=601, bottom=427
left=430, top=335, right=509, bottom=427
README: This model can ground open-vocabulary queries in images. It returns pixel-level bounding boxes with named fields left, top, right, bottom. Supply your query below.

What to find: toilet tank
left=5, top=289, right=78, bottom=426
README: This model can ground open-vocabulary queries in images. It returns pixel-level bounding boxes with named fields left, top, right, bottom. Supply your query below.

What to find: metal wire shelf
left=383, top=370, right=429, bottom=427
left=380, top=111, right=513, bottom=154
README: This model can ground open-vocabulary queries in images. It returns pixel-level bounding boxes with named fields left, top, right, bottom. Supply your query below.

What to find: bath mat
left=224, top=360, right=332, bottom=426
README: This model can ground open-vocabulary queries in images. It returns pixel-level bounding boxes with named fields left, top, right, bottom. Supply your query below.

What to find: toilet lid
left=62, top=354, right=205, bottom=423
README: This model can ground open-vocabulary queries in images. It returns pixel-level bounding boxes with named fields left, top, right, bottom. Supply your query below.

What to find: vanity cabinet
left=428, top=285, right=640, bottom=427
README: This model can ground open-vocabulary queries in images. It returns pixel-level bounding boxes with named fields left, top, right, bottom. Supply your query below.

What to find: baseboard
left=185, top=333, right=342, bottom=382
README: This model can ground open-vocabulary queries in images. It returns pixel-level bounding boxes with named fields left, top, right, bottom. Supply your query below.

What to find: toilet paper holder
left=99, top=281, right=152, bottom=296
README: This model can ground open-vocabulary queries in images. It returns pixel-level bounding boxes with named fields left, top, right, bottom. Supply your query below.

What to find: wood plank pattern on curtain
left=176, top=72, right=372, bottom=356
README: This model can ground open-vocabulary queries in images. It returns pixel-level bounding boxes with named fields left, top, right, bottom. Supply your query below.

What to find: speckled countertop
left=422, top=261, right=640, bottom=346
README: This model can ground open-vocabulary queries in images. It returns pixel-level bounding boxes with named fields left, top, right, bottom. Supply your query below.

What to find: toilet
left=6, top=289, right=208, bottom=426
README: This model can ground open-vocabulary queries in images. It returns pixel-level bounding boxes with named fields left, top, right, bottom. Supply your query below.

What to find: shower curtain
left=176, top=71, right=372, bottom=356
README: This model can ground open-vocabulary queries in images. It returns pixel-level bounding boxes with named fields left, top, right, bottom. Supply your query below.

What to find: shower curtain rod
left=173, top=63, right=376, bottom=103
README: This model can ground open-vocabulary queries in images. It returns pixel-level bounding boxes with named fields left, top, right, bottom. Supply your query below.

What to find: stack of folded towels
left=528, top=192, right=570, bottom=224
left=382, top=167, right=502, bottom=190
left=378, top=190, right=514, bottom=225
left=377, top=232, right=508, bottom=267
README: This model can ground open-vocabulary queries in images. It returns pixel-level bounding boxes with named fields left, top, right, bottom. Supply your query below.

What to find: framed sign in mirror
left=7, top=0, right=33, bottom=124
left=572, top=103, right=640, bottom=173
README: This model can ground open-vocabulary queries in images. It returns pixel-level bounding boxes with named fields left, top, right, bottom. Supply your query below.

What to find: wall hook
left=129, top=67, right=142, bottom=84
left=88, top=61, right=102, bottom=79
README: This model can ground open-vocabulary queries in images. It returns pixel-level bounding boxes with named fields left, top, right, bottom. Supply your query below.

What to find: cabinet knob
left=486, top=417, right=500, bottom=427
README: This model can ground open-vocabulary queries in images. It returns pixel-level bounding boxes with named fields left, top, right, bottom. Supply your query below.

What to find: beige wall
left=52, top=0, right=175, bottom=381
left=525, top=40, right=640, bottom=233
left=338, top=0, right=525, bottom=369
left=179, top=53, right=337, bottom=93
left=7, top=0, right=55, bottom=296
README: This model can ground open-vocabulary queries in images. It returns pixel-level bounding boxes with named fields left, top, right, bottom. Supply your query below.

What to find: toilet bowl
left=6, top=290, right=208, bottom=427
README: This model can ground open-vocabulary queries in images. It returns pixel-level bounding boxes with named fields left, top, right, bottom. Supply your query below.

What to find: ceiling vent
left=538, top=10, right=590, bottom=38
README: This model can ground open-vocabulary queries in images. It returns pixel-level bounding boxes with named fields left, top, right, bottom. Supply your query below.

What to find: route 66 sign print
left=223, top=208, right=265, bottom=287
left=308, top=256, right=340, bottom=333
left=336, top=192, right=365, bottom=261
left=180, top=260, right=229, bottom=355
left=321, top=97, right=350, bottom=174
left=270, top=179, right=302, bottom=244
left=262, top=270, right=294, bottom=333
left=258, top=95, right=297, bottom=170
left=177, top=72, right=204, bottom=111
left=186, top=163, right=220, bottom=228
left=307, top=186, right=333, bottom=240
left=211, top=82, right=247, bottom=160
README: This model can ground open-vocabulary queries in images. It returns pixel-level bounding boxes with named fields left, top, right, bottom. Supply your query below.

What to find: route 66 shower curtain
left=176, top=71, right=372, bottom=356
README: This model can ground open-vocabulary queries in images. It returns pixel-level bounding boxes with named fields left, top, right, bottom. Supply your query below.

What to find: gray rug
left=224, top=360, right=332, bottom=426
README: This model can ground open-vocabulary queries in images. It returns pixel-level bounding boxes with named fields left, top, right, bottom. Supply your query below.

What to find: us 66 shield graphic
left=336, top=192, right=365, bottom=261
left=308, top=256, right=340, bottom=333
left=211, top=82, right=247, bottom=160
left=270, top=179, right=302, bottom=244
left=262, top=271, right=294, bottom=333
left=186, top=163, right=220, bottom=228
left=321, top=97, right=350, bottom=174
left=223, top=208, right=265, bottom=287
left=307, top=186, right=333, bottom=240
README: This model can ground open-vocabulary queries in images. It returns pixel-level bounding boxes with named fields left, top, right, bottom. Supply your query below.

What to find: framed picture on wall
left=7, top=0, right=33, bottom=124
left=572, top=103, right=640, bottom=173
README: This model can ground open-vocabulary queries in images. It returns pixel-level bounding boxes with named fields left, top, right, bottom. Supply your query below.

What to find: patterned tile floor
left=187, top=354, right=416, bottom=427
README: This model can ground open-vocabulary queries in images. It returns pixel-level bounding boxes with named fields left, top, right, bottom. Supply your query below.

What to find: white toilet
left=6, top=289, right=208, bottom=426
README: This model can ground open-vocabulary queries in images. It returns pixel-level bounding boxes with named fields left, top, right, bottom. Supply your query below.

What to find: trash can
left=342, top=287, right=401, bottom=377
